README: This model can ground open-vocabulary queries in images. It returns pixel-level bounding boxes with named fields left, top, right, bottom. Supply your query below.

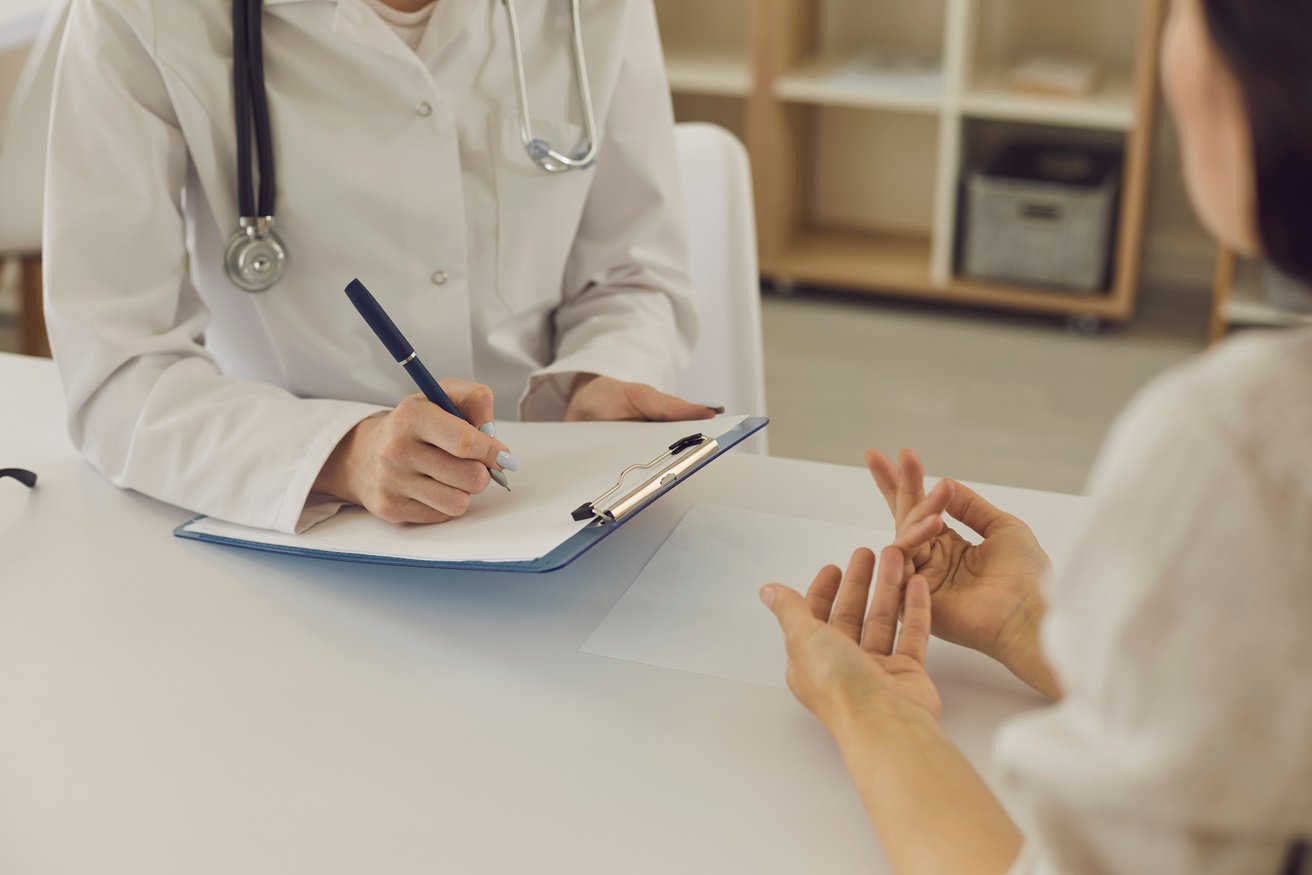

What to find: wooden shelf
left=767, top=230, right=1130, bottom=319
left=658, top=0, right=1165, bottom=324
left=775, top=56, right=944, bottom=114
left=768, top=230, right=935, bottom=291
left=665, top=49, right=753, bottom=98
left=961, top=70, right=1138, bottom=131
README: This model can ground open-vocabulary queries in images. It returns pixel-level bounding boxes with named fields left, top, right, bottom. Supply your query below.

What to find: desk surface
left=0, top=0, right=48, bottom=53
left=0, top=352, right=1087, bottom=875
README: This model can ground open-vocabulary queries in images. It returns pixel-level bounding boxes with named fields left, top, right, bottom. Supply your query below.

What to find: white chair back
left=0, top=0, right=71, bottom=255
left=673, top=123, right=768, bottom=452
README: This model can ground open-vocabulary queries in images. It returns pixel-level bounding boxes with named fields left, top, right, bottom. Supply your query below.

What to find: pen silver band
left=399, top=352, right=417, bottom=366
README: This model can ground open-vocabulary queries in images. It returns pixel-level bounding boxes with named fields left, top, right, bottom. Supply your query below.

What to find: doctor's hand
left=564, top=375, right=720, bottom=423
left=762, top=547, right=942, bottom=734
left=866, top=449, right=1060, bottom=699
left=314, top=382, right=515, bottom=526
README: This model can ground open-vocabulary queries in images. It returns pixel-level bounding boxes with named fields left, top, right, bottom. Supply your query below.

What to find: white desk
left=0, top=352, right=1087, bottom=874
left=0, top=0, right=48, bottom=53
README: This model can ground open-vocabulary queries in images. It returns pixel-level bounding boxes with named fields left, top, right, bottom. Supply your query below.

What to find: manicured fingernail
left=496, top=451, right=520, bottom=472
left=760, top=586, right=776, bottom=608
left=480, top=422, right=498, bottom=438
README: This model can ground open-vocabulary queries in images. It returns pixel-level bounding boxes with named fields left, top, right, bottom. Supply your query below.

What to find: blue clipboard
left=174, top=416, right=768, bottom=574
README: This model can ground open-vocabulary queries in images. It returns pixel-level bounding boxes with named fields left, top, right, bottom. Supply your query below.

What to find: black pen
left=345, top=278, right=513, bottom=491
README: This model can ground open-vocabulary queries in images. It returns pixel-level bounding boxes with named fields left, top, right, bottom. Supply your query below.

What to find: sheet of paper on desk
left=583, top=504, right=1038, bottom=697
left=582, top=504, right=895, bottom=689
left=184, top=416, right=747, bottom=564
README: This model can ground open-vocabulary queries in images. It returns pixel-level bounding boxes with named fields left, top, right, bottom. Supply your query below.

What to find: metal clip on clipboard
left=571, top=433, right=720, bottom=525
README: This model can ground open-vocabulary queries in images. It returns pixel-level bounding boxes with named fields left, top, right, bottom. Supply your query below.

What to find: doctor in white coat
left=43, top=0, right=715, bottom=534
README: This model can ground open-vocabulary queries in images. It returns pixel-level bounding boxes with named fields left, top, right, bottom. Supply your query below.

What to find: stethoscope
left=224, top=0, right=601, bottom=293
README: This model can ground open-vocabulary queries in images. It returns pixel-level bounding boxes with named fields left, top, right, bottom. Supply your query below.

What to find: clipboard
left=174, top=416, right=768, bottom=574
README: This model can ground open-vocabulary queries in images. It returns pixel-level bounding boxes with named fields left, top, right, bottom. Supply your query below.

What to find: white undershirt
left=359, top=0, right=437, bottom=53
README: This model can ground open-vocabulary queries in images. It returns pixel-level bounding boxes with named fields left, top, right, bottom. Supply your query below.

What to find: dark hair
left=1200, top=0, right=1312, bottom=285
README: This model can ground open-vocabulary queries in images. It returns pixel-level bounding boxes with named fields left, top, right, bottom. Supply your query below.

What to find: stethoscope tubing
left=225, top=0, right=597, bottom=292
left=234, top=0, right=276, bottom=219
left=502, top=0, right=600, bottom=173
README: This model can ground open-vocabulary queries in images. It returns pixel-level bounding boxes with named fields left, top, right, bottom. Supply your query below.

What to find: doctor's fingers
left=376, top=495, right=453, bottom=527
left=409, top=442, right=492, bottom=495
left=406, top=474, right=480, bottom=520
left=398, top=399, right=510, bottom=469
left=629, top=384, right=719, bottom=423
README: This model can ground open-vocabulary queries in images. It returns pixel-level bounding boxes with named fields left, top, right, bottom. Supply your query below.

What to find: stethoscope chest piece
left=225, top=216, right=287, bottom=293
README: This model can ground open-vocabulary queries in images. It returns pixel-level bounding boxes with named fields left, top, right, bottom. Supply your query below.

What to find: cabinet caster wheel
left=1067, top=314, right=1102, bottom=336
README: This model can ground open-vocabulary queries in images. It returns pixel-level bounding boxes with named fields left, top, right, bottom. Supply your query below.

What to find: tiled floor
left=2, top=282, right=1212, bottom=496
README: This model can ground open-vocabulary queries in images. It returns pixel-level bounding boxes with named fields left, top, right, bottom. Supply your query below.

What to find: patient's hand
left=762, top=546, right=941, bottom=732
left=867, top=449, right=1060, bottom=700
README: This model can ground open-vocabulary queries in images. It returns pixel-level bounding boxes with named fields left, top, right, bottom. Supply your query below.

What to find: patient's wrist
left=994, top=597, right=1062, bottom=700
left=830, top=692, right=938, bottom=748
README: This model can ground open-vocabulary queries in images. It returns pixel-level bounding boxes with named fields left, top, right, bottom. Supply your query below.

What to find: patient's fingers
left=862, top=547, right=907, bottom=655
left=896, top=448, right=926, bottom=522
left=895, top=575, right=933, bottom=665
left=892, top=480, right=954, bottom=551
left=805, top=564, right=843, bottom=622
left=865, top=449, right=900, bottom=515
left=829, top=548, right=877, bottom=643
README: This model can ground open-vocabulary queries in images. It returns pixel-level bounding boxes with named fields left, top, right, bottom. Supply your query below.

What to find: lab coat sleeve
left=43, top=0, right=385, bottom=534
left=518, top=0, right=697, bottom=421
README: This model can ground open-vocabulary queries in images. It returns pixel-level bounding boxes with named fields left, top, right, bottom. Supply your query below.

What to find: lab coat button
left=431, top=269, right=449, bottom=286
left=416, top=102, right=433, bottom=118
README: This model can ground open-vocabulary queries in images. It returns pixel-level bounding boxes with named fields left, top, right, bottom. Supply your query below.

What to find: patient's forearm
left=833, top=705, right=1023, bottom=875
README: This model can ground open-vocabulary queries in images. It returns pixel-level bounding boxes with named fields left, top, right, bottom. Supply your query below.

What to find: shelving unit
left=1209, top=249, right=1312, bottom=344
left=654, top=0, right=1167, bottom=324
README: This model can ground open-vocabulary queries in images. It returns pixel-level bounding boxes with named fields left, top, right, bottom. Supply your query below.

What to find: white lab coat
left=43, top=0, right=696, bottom=534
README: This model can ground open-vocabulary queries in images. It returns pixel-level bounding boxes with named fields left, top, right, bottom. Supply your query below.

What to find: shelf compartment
left=809, top=108, right=941, bottom=237
left=818, top=0, right=947, bottom=60
left=961, top=69, right=1137, bottom=130
left=664, top=49, right=753, bottom=98
left=775, top=55, right=944, bottom=113
left=969, top=0, right=1142, bottom=80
